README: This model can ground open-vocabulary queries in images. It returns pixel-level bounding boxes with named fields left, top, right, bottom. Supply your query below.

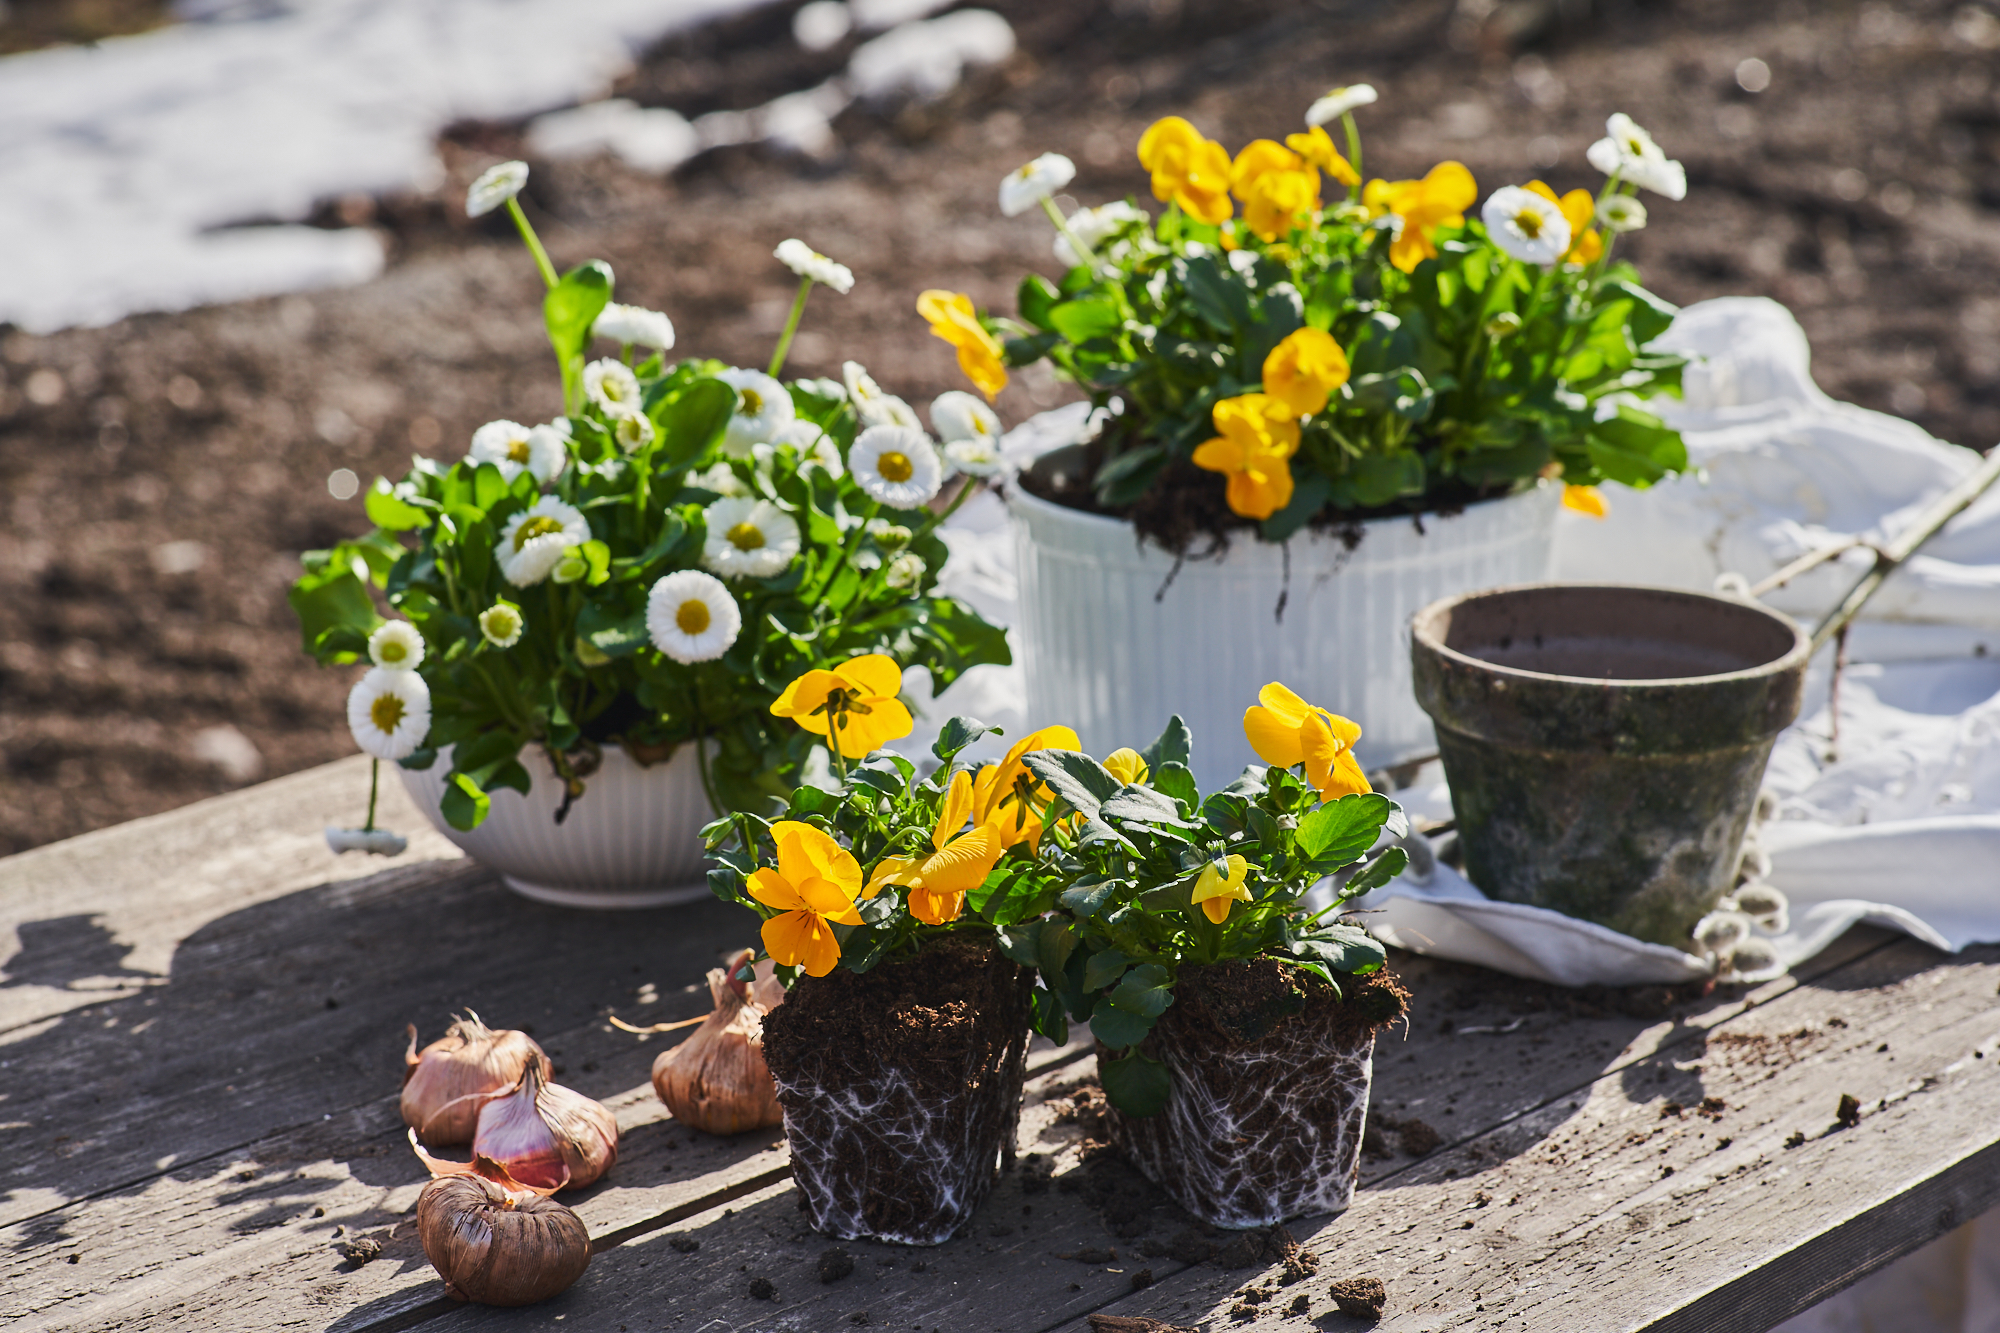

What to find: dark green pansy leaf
left=1082, top=948, right=1133, bottom=992
left=1099, top=1051, right=1172, bottom=1117
left=1088, top=1003, right=1155, bottom=1052
left=1150, top=761, right=1199, bottom=810
left=1602, top=278, right=1680, bottom=346
left=1290, top=922, right=1387, bottom=975
left=577, top=601, right=650, bottom=657
left=1108, top=962, right=1175, bottom=1018
left=1200, top=791, right=1252, bottom=837
left=1295, top=792, right=1397, bottom=863
left=997, top=923, right=1043, bottom=966
left=1140, top=715, right=1192, bottom=770
left=933, top=715, right=996, bottom=763
left=1260, top=470, right=1332, bottom=543
left=1101, top=785, right=1191, bottom=828
left=1341, top=845, right=1410, bottom=897
left=1342, top=448, right=1427, bottom=507
left=1023, top=749, right=1119, bottom=818
left=1037, top=920, right=1077, bottom=978
left=1061, top=877, right=1121, bottom=919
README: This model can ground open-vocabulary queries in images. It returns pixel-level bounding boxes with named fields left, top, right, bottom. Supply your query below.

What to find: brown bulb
left=652, top=950, right=784, bottom=1136
left=402, top=1013, right=549, bottom=1146
left=416, top=1167, right=589, bottom=1306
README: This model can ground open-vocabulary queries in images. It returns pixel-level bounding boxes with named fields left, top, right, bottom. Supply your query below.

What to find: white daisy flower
left=347, top=667, right=432, bottom=761
left=367, top=621, right=426, bottom=671
left=944, top=436, right=1006, bottom=478
left=883, top=551, right=926, bottom=590
left=479, top=602, right=524, bottom=648
left=495, top=496, right=591, bottom=586
left=1306, top=84, right=1377, bottom=127
left=866, top=518, right=912, bottom=549
left=612, top=412, right=656, bottom=453
left=587, top=457, right=628, bottom=483
left=583, top=358, right=645, bottom=417
left=717, top=368, right=796, bottom=458
left=593, top=302, right=676, bottom=350
left=1596, top=194, right=1648, bottom=233
left=1481, top=186, right=1573, bottom=265
left=647, top=570, right=741, bottom=664
left=999, top=152, right=1077, bottom=217
left=1586, top=113, right=1687, bottom=201
left=466, top=161, right=528, bottom=218
left=703, top=497, right=802, bottom=579
left=929, top=389, right=1003, bottom=444
left=799, top=376, right=848, bottom=403
left=850, top=425, right=944, bottom=509
left=689, top=461, right=751, bottom=496
left=1055, top=200, right=1149, bottom=267
left=774, top=238, right=856, bottom=294
left=468, top=419, right=568, bottom=484
left=843, top=361, right=889, bottom=419
left=773, top=419, right=844, bottom=478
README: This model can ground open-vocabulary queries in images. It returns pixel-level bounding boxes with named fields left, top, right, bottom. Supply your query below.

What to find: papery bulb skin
left=652, top=953, right=785, bottom=1136
left=402, top=1013, right=550, bottom=1146
left=472, top=1063, right=619, bottom=1192
left=417, top=1172, right=589, bottom=1306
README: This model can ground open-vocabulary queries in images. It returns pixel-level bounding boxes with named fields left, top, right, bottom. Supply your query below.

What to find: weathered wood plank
left=1070, top=936, right=2000, bottom=1333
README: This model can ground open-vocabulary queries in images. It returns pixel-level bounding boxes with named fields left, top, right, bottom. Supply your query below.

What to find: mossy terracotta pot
left=1410, top=584, right=1810, bottom=949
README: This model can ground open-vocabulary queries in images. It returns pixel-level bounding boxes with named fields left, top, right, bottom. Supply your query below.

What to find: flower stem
left=364, top=758, right=381, bottom=832
left=1041, top=195, right=1096, bottom=271
left=1341, top=112, right=1364, bottom=198
left=768, top=277, right=815, bottom=378
left=505, top=197, right=559, bottom=290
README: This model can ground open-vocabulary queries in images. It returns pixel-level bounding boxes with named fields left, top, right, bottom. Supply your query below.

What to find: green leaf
left=654, top=377, right=736, bottom=472
left=1343, top=845, right=1410, bottom=897
left=1099, top=1052, right=1172, bottom=1117
left=1586, top=404, right=1687, bottom=487
left=1602, top=278, right=1679, bottom=346
left=1022, top=749, right=1120, bottom=819
left=440, top=772, right=492, bottom=831
left=787, top=784, right=843, bottom=818
left=1082, top=948, right=1133, bottom=992
left=1259, top=470, right=1332, bottom=543
left=1180, top=255, right=1253, bottom=331
left=996, top=923, right=1043, bottom=966
left=472, top=463, right=510, bottom=511
left=1093, top=444, right=1166, bottom=509
left=1017, top=273, right=1061, bottom=329
left=1295, top=792, right=1397, bottom=864
left=1199, top=791, right=1252, bottom=837
left=1290, top=922, right=1387, bottom=975
left=364, top=478, right=427, bottom=531
left=1037, top=920, right=1077, bottom=979
left=545, top=260, right=614, bottom=409
left=1100, top=785, right=1191, bottom=828
left=1061, top=877, right=1122, bottom=919
left=933, top=716, right=996, bottom=764
left=288, top=563, right=377, bottom=663
left=1342, top=449, right=1427, bottom=507
left=576, top=601, right=650, bottom=658
left=1048, top=297, right=1121, bottom=342
left=1108, top=963, right=1175, bottom=1019
left=1140, top=715, right=1191, bottom=771
left=1030, top=985, right=1069, bottom=1044
left=1151, top=761, right=1199, bottom=810
left=1088, top=1003, right=1155, bottom=1051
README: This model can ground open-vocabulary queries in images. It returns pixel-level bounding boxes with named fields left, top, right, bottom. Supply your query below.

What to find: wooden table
left=4, top=757, right=1996, bottom=1332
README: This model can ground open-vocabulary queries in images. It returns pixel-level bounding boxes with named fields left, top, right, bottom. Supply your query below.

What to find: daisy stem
left=813, top=499, right=878, bottom=604
left=364, top=758, right=380, bottom=833
left=688, top=675, right=725, bottom=816
left=504, top=197, right=559, bottom=291
left=1341, top=112, right=1364, bottom=198
left=1040, top=195, right=1097, bottom=271
left=768, top=277, right=815, bottom=379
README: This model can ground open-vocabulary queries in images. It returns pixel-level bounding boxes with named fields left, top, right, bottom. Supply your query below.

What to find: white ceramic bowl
left=399, top=741, right=715, bottom=909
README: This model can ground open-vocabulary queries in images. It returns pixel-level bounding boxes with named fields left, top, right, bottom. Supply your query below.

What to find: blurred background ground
left=2, top=0, right=1998, bottom=853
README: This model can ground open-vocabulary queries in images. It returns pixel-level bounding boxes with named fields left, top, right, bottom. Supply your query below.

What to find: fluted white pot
left=400, top=742, right=715, bottom=909
left=1009, top=482, right=1561, bottom=789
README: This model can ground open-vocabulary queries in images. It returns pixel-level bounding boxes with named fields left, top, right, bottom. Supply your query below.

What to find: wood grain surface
left=3, top=758, right=1993, bottom=1332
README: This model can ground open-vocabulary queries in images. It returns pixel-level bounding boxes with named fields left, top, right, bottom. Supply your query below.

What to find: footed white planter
left=400, top=742, right=715, bottom=909
left=1009, top=482, right=1560, bottom=788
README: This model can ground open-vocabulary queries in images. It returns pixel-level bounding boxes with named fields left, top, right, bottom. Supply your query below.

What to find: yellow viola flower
left=1136, top=116, right=1234, bottom=225
left=916, top=290, right=1009, bottom=402
left=770, top=653, right=914, bottom=759
left=1563, top=484, right=1609, bottom=518
left=1191, top=394, right=1301, bottom=521
left=1526, top=180, right=1604, bottom=265
left=1243, top=681, right=1371, bottom=802
left=973, top=724, right=1082, bottom=851
left=1230, top=139, right=1321, bottom=242
left=1261, top=328, right=1351, bottom=418
left=863, top=769, right=1005, bottom=926
left=1103, top=747, right=1149, bottom=786
left=1191, top=854, right=1252, bottom=925
left=1366, top=161, right=1478, bottom=273
left=1283, top=126, right=1360, bottom=187
left=747, top=821, right=864, bottom=977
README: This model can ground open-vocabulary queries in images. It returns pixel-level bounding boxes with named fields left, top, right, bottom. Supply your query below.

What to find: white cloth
left=927, top=298, right=2000, bottom=987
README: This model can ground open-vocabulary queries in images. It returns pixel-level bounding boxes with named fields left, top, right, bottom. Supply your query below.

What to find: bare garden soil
left=3, top=0, right=1998, bottom=853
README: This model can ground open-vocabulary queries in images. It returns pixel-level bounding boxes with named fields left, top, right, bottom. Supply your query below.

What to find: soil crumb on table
left=1330, top=1275, right=1388, bottom=1319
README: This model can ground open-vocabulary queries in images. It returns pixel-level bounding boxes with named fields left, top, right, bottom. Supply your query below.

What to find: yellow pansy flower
left=1563, top=484, right=1609, bottom=518
left=863, top=769, right=1005, bottom=926
left=1243, top=681, right=1371, bottom=802
left=1262, top=327, right=1351, bottom=418
left=1526, top=180, right=1604, bottom=265
left=770, top=653, right=914, bottom=759
left=747, top=821, right=864, bottom=977
left=1283, top=126, right=1360, bottom=187
left=1365, top=161, right=1478, bottom=273
left=917, top=290, right=1009, bottom=402
left=1191, top=854, right=1252, bottom=924
left=1136, top=116, right=1234, bottom=225
left=972, top=724, right=1081, bottom=851
left=1230, top=139, right=1321, bottom=242
left=1103, top=747, right=1150, bottom=786
left=1191, top=393, right=1301, bottom=521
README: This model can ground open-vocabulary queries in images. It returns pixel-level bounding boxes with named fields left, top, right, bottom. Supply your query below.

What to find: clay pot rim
left=1411, top=581, right=1812, bottom=691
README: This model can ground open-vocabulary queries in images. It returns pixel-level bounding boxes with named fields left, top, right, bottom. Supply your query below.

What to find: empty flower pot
left=1410, top=584, right=1810, bottom=949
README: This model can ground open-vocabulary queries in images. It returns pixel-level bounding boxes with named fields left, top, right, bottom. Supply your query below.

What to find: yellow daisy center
left=676, top=599, right=711, bottom=635
left=726, top=521, right=765, bottom=551
left=1515, top=208, right=1543, bottom=238
left=740, top=388, right=763, bottom=415
left=514, top=515, right=565, bottom=550
left=878, top=451, right=913, bottom=483
left=1626, top=137, right=1645, bottom=154
left=379, top=641, right=408, bottom=664
left=370, top=694, right=406, bottom=733
left=506, top=438, right=532, bottom=463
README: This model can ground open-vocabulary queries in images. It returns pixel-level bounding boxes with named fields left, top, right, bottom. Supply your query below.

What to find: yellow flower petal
left=1103, top=748, right=1149, bottom=786
left=1262, top=328, right=1351, bottom=418
left=1201, top=895, right=1234, bottom=925
left=836, top=653, right=903, bottom=700
left=863, top=854, right=924, bottom=900
left=762, top=909, right=842, bottom=977
left=934, top=768, right=975, bottom=850
left=907, top=885, right=966, bottom=927
left=1563, top=484, right=1609, bottom=518
left=747, top=866, right=806, bottom=913
left=916, top=825, right=1004, bottom=895
left=795, top=874, right=864, bottom=925
left=1301, top=714, right=1372, bottom=801
left=774, top=820, right=863, bottom=900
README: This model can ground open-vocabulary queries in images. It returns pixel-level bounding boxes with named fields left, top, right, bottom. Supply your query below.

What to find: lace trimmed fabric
left=1107, top=1020, right=1376, bottom=1229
